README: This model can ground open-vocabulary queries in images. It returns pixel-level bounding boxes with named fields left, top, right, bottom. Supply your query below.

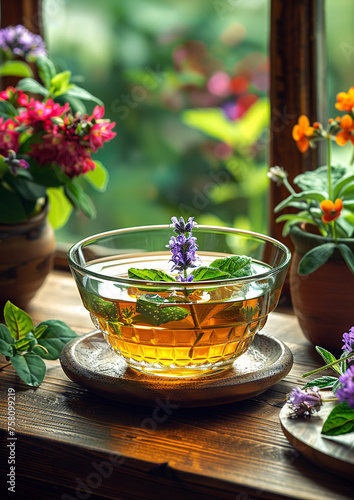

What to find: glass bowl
left=68, top=225, right=291, bottom=378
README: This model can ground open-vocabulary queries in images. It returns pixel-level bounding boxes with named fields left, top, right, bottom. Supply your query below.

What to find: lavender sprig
left=287, top=387, right=323, bottom=418
left=336, top=365, right=354, bottom=408
left=169, top=216, right=200, bottom=278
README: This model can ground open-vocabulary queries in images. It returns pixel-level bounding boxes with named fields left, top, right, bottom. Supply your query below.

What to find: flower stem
left=302, top=351, right=353, bottom=378
left=327, top=137, right=332, bottom=200
left=284, top=177, right=297, bottom=196
left=333, top=221, right=338, bottom=244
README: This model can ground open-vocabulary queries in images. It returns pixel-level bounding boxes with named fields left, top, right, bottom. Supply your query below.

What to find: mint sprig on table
left=0, top=301, right=78, bottom=386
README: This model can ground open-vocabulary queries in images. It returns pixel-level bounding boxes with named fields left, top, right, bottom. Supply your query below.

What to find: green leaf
left=64, top=179, right=96, bottom=219
left=34, top=320, right=78, bottom=360
left=274, top=191, right=327, bottom=213
left=10, top=352, right=46, bottom=387
left=315, top=346, right=341, bottom=375
left=302, top=376, right=338, bottom=389
left=0, top=99, right=18, bottom=118
left=13, top=332, right=38, bottom=352
left=321, top=401, right=354, bottom=436
left=191, top=266, right=231, bottom=281
left=63, top=85, right=103, bottom=105
left=0, top=184, right=30, bottom=223
left=0, top=60, right=33, bottom=78
left=210, top=255, right=252, bottom=278
left=49, top=70, right=73, bottom=97
left=298, top=243, right=336, bottom=275
left=47, top=186, right=73, bottom=229
left=35, top=55, right=56, bottom=88
left=337, top=243, right=354, bottom=274
left=333, top=173, right=354, bottom=198
left=4, top=301, right=34, bottom=341
left=128, top=268, right=176, bottom=282
left=0, top=324, right=15, bottom=357
left=84, top=161, right=109, bottom=192
left=136, top=295, right=190, bottom=326
left=294, top=165, right=349, bottom=192
left=17, top=78, right=49, bottom=96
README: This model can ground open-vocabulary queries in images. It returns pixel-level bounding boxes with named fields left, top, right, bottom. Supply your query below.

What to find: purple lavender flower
left=287, top=387, right=322, bottom=417
left=342, top=327, right=354, bottom=354
left=0, top=25, right=47, bottom=59
left=171, top=216, right=196, bottom=235
left=176, top=274, right=194, bottom=282
left=336, top=365, right=354, bottom=408
left=169, top=233, right=199, bottom=272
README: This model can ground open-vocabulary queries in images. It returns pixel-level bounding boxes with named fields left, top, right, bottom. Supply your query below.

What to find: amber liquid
left=79, top=254, right=281, bottom=376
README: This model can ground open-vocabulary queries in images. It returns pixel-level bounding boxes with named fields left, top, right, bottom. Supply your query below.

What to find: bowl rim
left=67, top=224, right=291, bottom=288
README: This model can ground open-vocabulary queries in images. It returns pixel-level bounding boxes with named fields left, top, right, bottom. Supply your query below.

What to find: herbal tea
left=78, top=253, right=281, bottom=377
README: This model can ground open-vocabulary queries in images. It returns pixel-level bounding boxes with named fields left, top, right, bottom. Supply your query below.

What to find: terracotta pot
left=0, top=207, right=55, bottom=310
left=289, top=225, right=354, bottom=351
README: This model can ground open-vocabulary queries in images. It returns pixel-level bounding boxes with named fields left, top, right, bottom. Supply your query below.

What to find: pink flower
left=18, top=98, right=69, bottom=127
left=88, top=121, right=116, bottom=151
left=0, top=118, right=20, bottom=154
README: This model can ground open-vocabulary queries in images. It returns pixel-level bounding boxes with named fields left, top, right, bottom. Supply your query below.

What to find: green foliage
left=210, top=255, right=252, bottom=278
left=0, top=60, right=33, bottom=78
left=0, top=301, right=78, bottom=387
left=321, top=402, right=354, bottom=436
left=315, top=346, right=342, bottom=375
left=128, top=268, right=176, bottom=281
left=298, top=243, right=336, bottom=275
left=135, top=294, right=190, bottom=326
left=85, top=162, right=109, bottom=192
left=191, top=267, right=231, bottom=281
left=302, top=376, right=338, bottom=390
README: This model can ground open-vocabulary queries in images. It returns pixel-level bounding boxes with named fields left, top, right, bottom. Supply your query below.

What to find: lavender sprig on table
left=286, top=327, right=354, bottom=436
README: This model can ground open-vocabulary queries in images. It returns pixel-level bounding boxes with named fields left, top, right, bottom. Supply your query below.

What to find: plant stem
left=333, top=221, right=338, bottom=244
left=327, top=137, right=332, bottom=200
left=322, top=398, right=339, bottom=402
left=302, top=351, right=353, bottom=378
left=284, top=177, right=297, bottom=196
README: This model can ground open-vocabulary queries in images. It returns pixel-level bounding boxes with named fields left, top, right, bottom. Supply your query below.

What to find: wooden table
left=0, top=270, right=352, bottom=500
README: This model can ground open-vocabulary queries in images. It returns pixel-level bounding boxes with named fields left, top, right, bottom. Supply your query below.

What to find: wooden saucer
left=60, top=331, right=293, bottom=407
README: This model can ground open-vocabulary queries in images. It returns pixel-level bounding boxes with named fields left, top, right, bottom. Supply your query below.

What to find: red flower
left=0, top=118, right=20, bottom=155
left=320, top=198, right=343, bottom=223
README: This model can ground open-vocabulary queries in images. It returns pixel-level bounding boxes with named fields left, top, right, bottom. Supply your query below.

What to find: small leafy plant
left=0, top=301, right=78, bottom=386
left=268, top=86, right=354, bottom=274
left=286, top=327, right=354, bottom=436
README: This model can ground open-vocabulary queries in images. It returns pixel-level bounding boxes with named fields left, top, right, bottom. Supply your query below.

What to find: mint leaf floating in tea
left=0, top=301, right=78, bottom=386
left=210, top=255, right=252, bottom=278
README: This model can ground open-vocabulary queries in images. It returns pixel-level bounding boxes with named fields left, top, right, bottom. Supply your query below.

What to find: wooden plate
left=60, top=331, right=293, bottom=407
left=280, top=402, right=354, bottom=478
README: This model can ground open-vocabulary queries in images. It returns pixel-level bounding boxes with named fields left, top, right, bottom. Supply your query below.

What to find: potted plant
left=268, top=87, right=354, bottom=351
left=0, top=25, right=116, bottom=308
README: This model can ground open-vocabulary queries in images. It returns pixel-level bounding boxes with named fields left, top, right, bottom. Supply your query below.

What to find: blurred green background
left=42, top=0, right=354, bottom=242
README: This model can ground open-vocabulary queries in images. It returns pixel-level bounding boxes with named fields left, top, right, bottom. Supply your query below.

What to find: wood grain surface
left=0, top=270, right=353, bottom=500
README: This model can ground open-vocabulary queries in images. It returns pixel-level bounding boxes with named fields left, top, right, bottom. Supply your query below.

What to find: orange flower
left=336, top=114, right=354, bottom=146
left=320, top=198, right=343, bottom=223
left=335, top=87, right=354, bottom=112
left=292, top=115, right=314, bottom=152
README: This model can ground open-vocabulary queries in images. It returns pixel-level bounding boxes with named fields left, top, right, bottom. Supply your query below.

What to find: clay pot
left=289, top=225, right=354, bottom=351
left=0, top=207, right=55, bottom=310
